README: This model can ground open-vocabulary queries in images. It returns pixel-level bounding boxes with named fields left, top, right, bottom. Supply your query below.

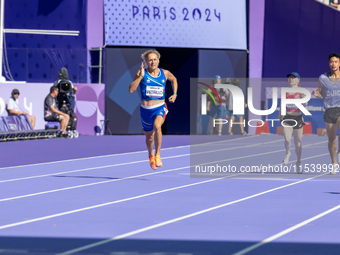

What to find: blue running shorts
left=140, top=102, right=168, bottom=132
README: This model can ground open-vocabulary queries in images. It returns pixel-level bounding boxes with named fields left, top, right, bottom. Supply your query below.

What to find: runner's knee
left=328, top=138, right=336, bottom=145
left=146, top=135, right=154, bottom=143
left=154, top=122, right=162, bottom=131
left=294, top=140, right=301, bottom=146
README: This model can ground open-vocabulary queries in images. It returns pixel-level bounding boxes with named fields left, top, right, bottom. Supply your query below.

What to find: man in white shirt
left=6, top=89, right=36, bottom=129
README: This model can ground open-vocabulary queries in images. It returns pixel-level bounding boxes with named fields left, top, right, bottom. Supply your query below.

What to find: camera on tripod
left=59, top=80, right=72, bottom=94
left=56, top=68, right=74, bottom=111
left=54, top=67, right=78, bottom=137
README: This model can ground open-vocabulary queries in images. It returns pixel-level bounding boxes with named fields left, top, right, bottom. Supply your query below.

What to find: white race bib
left=146, top=86, right=163, bottom=98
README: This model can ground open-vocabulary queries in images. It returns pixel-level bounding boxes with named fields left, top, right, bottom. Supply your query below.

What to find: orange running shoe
left=149, top=156, right=157, bottom=170
left=155, top=154, right=163, bottom=167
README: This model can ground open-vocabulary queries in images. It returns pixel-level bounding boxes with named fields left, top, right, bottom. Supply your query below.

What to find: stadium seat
left=303, top=122, right=312, bottom=135
left=0, top=115, right=58, bottom=142
left=317, top=128, right=327, bottom=136
left=0, top=116, right=8, bottom=132
left=277, top=126, right=283, bottom=135
left=255, top=121, right=270, bottom=135
left=45, top=122, right=61, bottom=130
left=0, top=117, right=8, bottom=142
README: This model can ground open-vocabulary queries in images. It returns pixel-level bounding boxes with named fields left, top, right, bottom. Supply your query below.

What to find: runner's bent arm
left=129, top=63, right=144, bottom=93
left=164, top=70, right=178, bottom=103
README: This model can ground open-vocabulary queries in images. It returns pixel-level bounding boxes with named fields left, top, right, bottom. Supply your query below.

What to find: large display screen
left=104, top=0, right=247, bottom=50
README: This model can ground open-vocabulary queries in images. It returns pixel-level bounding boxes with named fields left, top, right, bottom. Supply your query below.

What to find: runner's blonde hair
left=141, top=50, right=161, bottom=62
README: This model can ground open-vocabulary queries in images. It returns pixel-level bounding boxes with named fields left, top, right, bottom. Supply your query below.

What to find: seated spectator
left=44, top=86, right=70, bottom=136
left=330, top=0, right=340, bottom=10
left=6, top=89, right=36, bottom=129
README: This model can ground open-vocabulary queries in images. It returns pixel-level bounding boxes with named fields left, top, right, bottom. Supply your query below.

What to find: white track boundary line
left=0, top=140, right=287, bottom=201
left=0, top=140, right=327, bottom=204
left=0, top=166, right=188, bottom=202
left=57, top=173, right=328, bottom=255
left=0, top=135, right=258, bottom=170
left=191, top=140, right=327, bottom=169
left=0, top=173, right=244, bottom=230
left=191, top=139, right=281, bottom=155
left=0, top=157, right=184, bottom=184
left=232, top=204, right=340, bottom=255
left=0, top=148, right=329, bottom=203
left=0, top=139, right=283, bottom=184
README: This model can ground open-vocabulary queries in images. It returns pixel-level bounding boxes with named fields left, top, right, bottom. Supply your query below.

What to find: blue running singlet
left=319, top=73, right=340, bottom=109
left=140, top=68, right=167, bottom=101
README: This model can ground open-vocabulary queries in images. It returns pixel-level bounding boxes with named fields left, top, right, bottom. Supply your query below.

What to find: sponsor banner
left=104, top=0, right=247, bottom=49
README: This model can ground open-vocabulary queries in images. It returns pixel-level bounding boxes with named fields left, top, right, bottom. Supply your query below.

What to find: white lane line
left=232, top=204, right=340, bottom=255
left=0, top=139, right=282, bottom=184
left=0, top=140, right=283, bottom=200
left=191, top=141, right=327, bottom=168
left=0, top=136, right=257, bottom=170
left=191, top=139, right=281, bottom=155
left=0, top=140, right=327, bottom=202
left=56, top=173, right=328, bottom=255
left=0, top=166, right=188, bottom=202
left=0, top=146, right=178, bottom=171
left=0, top=155, right=187, bottom=184
left=0, top=173, right=243, bottom=230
